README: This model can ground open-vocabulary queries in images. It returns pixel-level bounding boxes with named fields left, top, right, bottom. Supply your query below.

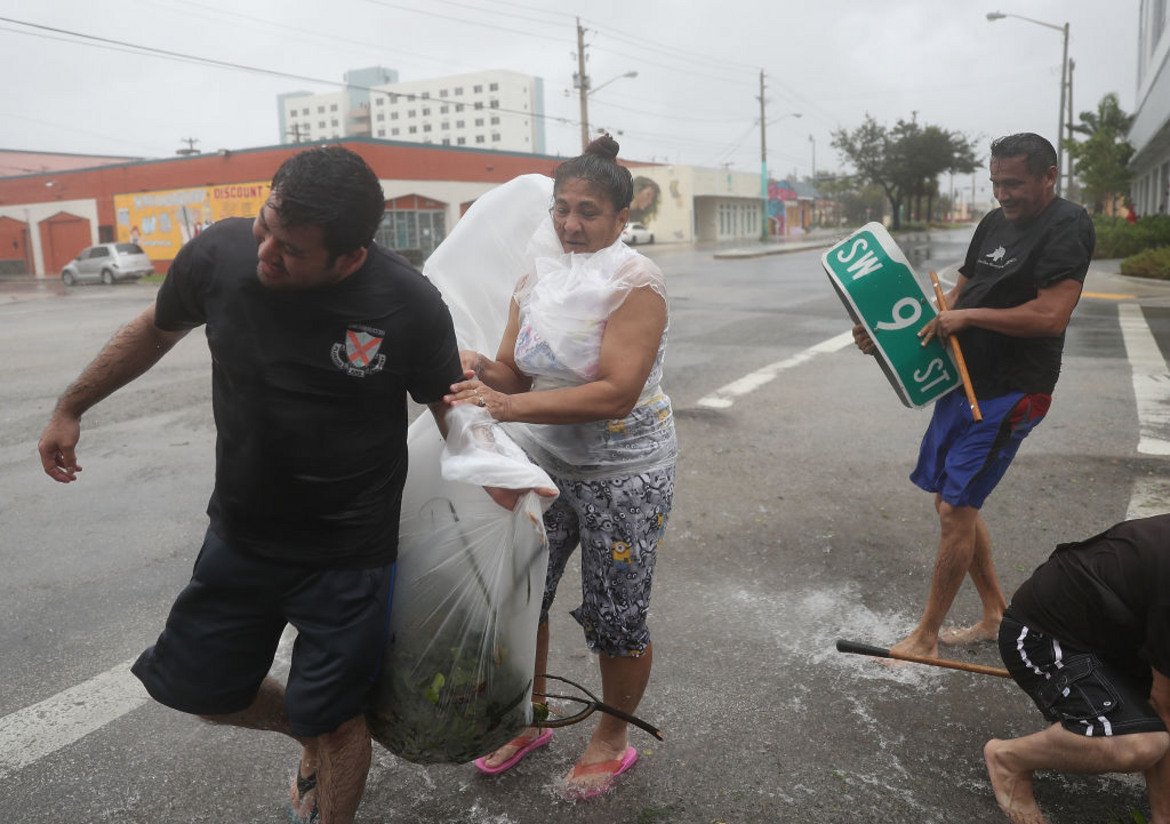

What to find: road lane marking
left=1119, top=303, right=1170, bottom=455
left=0, top=626, right=298, bottom=778
left=1083, top=291, right=1137, bottom=301
left=696, top=331, right=854, bottom=409
left=0, top=658, right=147, bottom=779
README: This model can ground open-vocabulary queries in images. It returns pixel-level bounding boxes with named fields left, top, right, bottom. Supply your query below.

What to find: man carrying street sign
left=852, top=132, right=1094, bottom=660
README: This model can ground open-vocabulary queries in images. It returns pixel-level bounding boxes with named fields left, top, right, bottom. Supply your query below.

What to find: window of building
left=392, top=128, right=400, bottom=135
left=422, top=92, right=430, bottom=99
left=473, top=84, right=483, bottom=93
left=391, top=112, right=398, bottom=120
left=409, top=126, right=417, bottom=134
left=317, top=106, right=325, bottom=113
left=442, top=138, right=450, bottom=145
left=475, top=118, right=484, bottom=126
left=489, top=82, right=499, bottom=91
left=302, top=108, right=309, bottom=115
left=475, top=135, right=485, bottom=143
left=377, top=129, right=385, bottom=137
left=375, top=97, right=383, bottom=106
left=454, top=87, right=463, bottom=95
left=376, top=113, right=385, bottom=121
left=330, top=104, right=338, bottom=111
left=491, top=133, right=501, bottom=142
left=375, top=198, right=447, bottom=257
left=408, top=94, right=416, bottom=102
left=490, top=116, right=500, bottom=125
left=441, top=122, right=450, bottom=130
left=440, top=105, right=449, bottom=114
left=489, top=100, right=499, bottom=109
left=440, top=89, right=448, bottom=98
left=422, top=107, right=430, bottom=115
left=408, top=109, right=416, bottom=117
left=319, top=121, right=326, bottom=128
left=456, top=104, right=464, bottom=112
left=457, top=137, right=466, bottom=145
left=474, top=101, right=484, bottom=110
left=331, top=118, right=338, bottom=126
left=423, top=124, right=432, bottom=132
left=456, top=119, right=465, bottom=128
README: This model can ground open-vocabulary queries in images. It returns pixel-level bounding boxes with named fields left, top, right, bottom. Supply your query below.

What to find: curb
left=712, top=240, right=835, bottom=260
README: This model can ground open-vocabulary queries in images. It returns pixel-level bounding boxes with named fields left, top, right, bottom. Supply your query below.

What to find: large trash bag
left=366, top=174, right=557, bottom=764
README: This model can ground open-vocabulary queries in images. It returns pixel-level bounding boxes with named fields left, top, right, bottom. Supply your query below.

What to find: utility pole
left=1056, top=21, right=1069, bottom=196
left=176, top=137, right=200, bottom=156
left=576, top=18, right=590, bottom=151
left=758, top=69, right=768, bottom=241
left=1066, top=57, right=1076, bottom=199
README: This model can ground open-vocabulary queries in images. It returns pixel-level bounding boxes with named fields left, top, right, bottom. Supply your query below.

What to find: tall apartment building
left=278, top=68, right=545, bottom=154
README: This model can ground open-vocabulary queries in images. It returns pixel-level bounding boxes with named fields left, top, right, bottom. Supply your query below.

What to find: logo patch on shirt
left=986, top=245, right=1007, bottom=262
left=331, top=325, right=386, bottom=377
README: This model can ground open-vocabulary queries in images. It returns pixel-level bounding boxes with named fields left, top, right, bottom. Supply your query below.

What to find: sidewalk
left=710, top=228, right=841, bottom=260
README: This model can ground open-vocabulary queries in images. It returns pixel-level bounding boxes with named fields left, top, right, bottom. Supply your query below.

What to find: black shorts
left=999, top=612, right=1164, bottom=737
left=132, top=528, right=395, bottom=738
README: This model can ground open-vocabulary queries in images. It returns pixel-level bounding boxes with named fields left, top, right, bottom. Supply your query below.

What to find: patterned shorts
left=999, top=612, right=1165, bottom=737
left=541, top=467, right=674, bottom=657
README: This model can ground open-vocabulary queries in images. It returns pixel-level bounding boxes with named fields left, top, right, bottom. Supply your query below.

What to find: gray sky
left=0, top=0, right=1139, bottom=186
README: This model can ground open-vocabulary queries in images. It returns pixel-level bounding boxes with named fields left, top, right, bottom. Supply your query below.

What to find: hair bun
left=584, top=134, right=620, bottom=161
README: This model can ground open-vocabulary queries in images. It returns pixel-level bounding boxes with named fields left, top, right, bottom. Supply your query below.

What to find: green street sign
left=821, top=222, right=959, bottom=408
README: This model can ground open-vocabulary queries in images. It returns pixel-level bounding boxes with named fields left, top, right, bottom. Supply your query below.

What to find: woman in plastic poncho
left=445, top=135, right=676, bottom=799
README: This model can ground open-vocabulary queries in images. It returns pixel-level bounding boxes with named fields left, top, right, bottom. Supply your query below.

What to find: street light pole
left=759, top=70, right=768, bottom=241
left=986, top=11, right=1069, bottom=196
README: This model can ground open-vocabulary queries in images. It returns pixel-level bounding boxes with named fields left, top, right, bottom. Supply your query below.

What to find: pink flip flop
left=563, top=746, right=639, bottom=800
left=472, top=728, right=553, bottom=776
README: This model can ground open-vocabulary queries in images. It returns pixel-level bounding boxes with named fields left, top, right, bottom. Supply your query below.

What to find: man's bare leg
left=941, top=511, right=1008, bottom=645
left=891, top=501, right=980, bottom=658
left=984, top=725, right=1168, bottom=824
left=201, top=676, right=370, bottom=824
left=315, top=715, right=371, bottom=824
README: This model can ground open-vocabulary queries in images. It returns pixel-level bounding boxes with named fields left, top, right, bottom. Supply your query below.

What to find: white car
left=61, top=243, right=154, bottom=285
left=621, top=222, right=654, bottom=245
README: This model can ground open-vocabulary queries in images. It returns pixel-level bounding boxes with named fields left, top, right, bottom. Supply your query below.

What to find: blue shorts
left=1000, top=612, right=1165, bottom=737
left=540, top=468, right=674, bottom=657
left=131, top=529, right=395, bottom=738
left=910, top=389, right=1050, bottom=509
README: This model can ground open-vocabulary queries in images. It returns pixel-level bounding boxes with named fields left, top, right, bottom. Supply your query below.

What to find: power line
left=0, top=16, right=568, bottom=134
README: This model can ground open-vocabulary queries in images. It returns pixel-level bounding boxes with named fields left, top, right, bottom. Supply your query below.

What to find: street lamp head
left=986, top=11, right=1006, bottom=21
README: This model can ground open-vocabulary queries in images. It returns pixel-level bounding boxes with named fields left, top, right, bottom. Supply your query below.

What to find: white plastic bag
left=366, top=176, right=558, bottom=764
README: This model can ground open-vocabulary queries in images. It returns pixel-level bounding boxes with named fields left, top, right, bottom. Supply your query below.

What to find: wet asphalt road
left=4, top=232, right=1170, bottom=823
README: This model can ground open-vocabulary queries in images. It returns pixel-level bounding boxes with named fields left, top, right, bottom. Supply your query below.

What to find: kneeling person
left=986, top=515, right=1170, bottom=824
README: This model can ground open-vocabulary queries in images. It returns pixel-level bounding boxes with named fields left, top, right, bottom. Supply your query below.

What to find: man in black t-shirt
left=853, top=133, right=1094, bottom=661
left=984, top=516, right=1170, bottom=823
left=36, top=147, right=539, bottom=824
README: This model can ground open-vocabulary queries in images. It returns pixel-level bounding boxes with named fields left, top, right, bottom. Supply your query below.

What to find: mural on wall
left=115, top=182, right=272, bottom=260
left=629, top=176, right=661, bottom=224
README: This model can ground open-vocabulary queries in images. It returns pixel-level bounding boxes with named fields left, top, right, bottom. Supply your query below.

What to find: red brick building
left=0, top=138, right=591, bottom=278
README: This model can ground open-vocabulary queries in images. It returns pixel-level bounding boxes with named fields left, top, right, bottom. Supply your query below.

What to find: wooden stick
left=928, top=271, right=982, bottom=422
left=836, top=638, right=1010, bottom=679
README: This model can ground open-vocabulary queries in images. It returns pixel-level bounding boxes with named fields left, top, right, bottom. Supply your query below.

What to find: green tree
left=832, top=116, right=978, bottom=230
left=1064, top=92, right=1134, bottom=213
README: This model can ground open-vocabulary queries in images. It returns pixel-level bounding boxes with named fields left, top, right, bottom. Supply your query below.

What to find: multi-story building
left=278, top=67, right=545, bottom=154
left=1130, top=2, right=1170, bottom=215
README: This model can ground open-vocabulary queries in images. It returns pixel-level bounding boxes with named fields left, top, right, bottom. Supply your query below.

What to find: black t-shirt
left=1009, top=515, right=1170, bottom=679
left=956, top=198, right=1094, bottom=397
left=155, top=218, right=463, bottom=569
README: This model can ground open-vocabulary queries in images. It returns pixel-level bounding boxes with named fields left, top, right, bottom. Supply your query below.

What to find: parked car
left=61, top=243, right=154, bottom=286
left=621, top=222, right=654, bottom=245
